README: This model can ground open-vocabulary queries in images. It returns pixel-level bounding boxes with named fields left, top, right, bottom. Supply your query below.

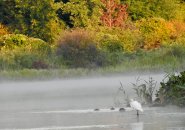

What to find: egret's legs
left=137, top=110, right=139, bottom=116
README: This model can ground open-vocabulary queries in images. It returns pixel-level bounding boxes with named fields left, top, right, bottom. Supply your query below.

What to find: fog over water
left=0, top=73, right=184, bottom=130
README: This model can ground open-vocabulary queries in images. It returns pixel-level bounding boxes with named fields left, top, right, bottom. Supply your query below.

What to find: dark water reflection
left=0, top=73, right=184, bottom=130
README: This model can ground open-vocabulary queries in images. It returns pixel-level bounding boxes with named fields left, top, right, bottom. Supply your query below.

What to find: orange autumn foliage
left=101, top=0, right=128, bottom=27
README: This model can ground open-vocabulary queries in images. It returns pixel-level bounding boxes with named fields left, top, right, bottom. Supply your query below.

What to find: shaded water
left=0, top=73, right=184, bottom=130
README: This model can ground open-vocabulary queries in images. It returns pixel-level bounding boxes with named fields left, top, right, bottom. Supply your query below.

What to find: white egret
left=130, top=99, right=143, bottom=116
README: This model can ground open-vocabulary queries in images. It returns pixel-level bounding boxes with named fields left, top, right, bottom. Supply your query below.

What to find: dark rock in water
left=119, top=108, right=125, bottom=112
left=110, top=107, right=115, bottom=110
left=94, top=108, right=100, bottom=111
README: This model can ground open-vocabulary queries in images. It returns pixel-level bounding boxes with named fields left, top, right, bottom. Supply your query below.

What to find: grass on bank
left=0, top=47, right=185, bottom=81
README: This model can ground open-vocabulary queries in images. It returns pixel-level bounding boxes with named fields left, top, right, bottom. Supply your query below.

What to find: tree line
left=0, top=0, right=185, bottom=69
left=0, top=0, right=184, bottom=43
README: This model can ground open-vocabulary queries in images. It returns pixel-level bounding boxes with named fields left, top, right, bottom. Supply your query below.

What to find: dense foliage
left=101, top=0, right=128, bottom=27
left=156, top=71, right=185, bottom=107
left=56, top=30, right=106, bottom=68
left=123, top=0, right=181, bottom=20
left=0, top=0, right=63, bottom=42
left=0, top=0, right=185, bottom=70
left=0, top=34, right=51, bottom=69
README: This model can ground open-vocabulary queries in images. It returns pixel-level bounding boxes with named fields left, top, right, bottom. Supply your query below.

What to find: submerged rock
left=119, top=108, right=125, bottom=112
left=110, top=107, right=115, bottom=110
left=94, top=108, right=100, bottom=111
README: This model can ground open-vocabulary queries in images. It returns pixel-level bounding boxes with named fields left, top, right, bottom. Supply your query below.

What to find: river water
left=0, top=73, right=184, bottom=130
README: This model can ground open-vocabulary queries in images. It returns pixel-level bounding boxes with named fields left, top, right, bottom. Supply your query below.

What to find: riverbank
left=0, top=65, right=181, bottom=81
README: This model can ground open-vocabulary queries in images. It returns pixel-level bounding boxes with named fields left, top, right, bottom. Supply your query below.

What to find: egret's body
left=130, top=99, right=143, bottom=116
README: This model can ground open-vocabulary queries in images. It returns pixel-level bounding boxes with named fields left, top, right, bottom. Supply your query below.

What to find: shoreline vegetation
left=0, top=64, right=183, bottom=81
left=0, top=1, right=185, bottom=80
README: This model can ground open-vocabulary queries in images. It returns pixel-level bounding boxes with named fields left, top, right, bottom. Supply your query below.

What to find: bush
left=94, top=27, right=143, bottom=65
left=26, top=37, right=52, bottom=57
left=13, top=52, right=49, bottom=69
left=0, top=34, right=51, bottom=69
left=14, top=53, right=37, bottom=69
left=119, top=29, right=143, bottom=52
left=99, top=34, right=124, bottom=53
left=125, top=0, right=179, bottom=20
left=0, top=0, right=62, bottom=43
left=136, top=18, right=175, bottom=50
left=96, top=26, right=142, bottom=52
left=0, top=34, right=27, bottom=50
left=0, top=34, right=51, bottom=55
left=56, top=29, right=105, bottom=68
left=170, top=20, right=185, bottom=39
left=156, top=71, right=185, bottom=107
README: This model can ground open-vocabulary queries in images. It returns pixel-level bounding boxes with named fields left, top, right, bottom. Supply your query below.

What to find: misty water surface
left=0, top=73, right=184, bottom=130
